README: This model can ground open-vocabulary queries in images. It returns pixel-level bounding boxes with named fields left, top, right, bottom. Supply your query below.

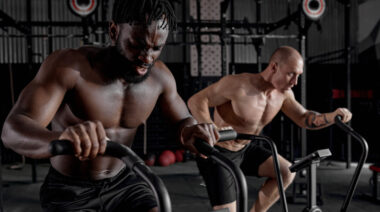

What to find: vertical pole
left=26, top=0, right=33, bottom=65
left=182, top=0, right=189, bottom=98
left=345, top=0, right=352, bottom=169
left=47, top=0, right=53, bottom=54
left=26, top=0, right=37, bottom=183
left=373, top=171, right=378, bottom=199
left=220, top=1, right=228, bottom=76
left=0, top=144, right=1, bottom=212
left=101, top=0, right=109, bottom=44
left=300, top=12, right=307, bottom=157
left=256, top=0, right=262, bottom=72
left=196, top=0, right=202, bottom=89
left=230, top=0, right=235, bottom=75
left=81, top=17, right=90, bottom=45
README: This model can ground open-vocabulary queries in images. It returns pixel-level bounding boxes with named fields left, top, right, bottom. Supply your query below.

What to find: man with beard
left=1, top=1, right=218, bottom=211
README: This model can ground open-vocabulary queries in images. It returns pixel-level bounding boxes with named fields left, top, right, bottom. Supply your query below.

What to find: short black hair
left=112, top=0, right=177, bottom=30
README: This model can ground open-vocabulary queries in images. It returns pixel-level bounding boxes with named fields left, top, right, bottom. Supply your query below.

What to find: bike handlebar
left=194, top=130, right=288, bottom=212
left=49, top=140, right=172, bottom=212
left=334, top=115, right=369, bottom=212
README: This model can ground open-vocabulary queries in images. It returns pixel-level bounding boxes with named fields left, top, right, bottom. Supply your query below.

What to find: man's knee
left=280, top=160, right=295, bottom=187
left=148, top=206, right=159, bottom=212
left=213, top=201, right=236, bottom=212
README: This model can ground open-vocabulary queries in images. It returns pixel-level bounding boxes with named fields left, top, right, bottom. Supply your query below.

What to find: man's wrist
left=178, top=117, right=197, bottom=145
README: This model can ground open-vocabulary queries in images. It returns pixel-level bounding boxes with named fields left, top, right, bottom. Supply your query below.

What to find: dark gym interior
left=1, top=0, right=380, bottom=212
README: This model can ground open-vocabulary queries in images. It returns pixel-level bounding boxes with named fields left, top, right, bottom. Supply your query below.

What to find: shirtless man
left=1, top=1, right=217, bottom=211
left=187, top=46, right=352, bottom=212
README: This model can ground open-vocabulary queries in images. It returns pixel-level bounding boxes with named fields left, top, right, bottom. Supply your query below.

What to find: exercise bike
left=288, top=116, right=368, bottom=212
left=50, top=131, right=256, bottom=212
left=194, top=130, right=289, bottom=212
left=50, top=140, right=172, bottom=212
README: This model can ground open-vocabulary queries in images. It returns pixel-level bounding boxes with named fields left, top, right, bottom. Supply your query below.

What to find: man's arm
left=156, top=62, right=218, bottom=153
left=187, top=76, right=233, bottom=124
left=1, top=51, right=79, bottom=159
left=281, top=90, right=352, bottom=130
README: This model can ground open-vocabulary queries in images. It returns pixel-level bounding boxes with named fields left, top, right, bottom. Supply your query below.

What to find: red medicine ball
left=175, top=149, right=184, bottom=162
left=158, top=150, right=175, bottom=166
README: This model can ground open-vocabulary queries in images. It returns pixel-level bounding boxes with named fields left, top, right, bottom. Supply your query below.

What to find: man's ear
left=109, top=21, right=119, bottom=44
left=271, top=62, right=278, bottom=73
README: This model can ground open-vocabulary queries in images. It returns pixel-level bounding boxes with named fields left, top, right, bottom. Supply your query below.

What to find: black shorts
left=196, top=141, right=272, bottom=206
left=40, top=166, right=157, bottom=212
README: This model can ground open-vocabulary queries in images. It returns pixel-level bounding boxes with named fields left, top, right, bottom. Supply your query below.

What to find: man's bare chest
left=231, top=93, right=284, bottom=124
left=66, top=80, right=161, bottom=128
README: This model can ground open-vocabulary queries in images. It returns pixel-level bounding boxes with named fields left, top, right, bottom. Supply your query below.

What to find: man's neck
left=257, top=70, right=276, bottom=95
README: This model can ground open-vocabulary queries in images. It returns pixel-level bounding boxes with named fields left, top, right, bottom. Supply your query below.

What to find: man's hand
left=180, top=123, right=219, bottom=155
left=58, top=120, right=107, bottom=160
left=333, top=108, right=352, bottom=123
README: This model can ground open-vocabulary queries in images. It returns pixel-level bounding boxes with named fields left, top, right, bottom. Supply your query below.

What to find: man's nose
left=138, top=50, right=154, bottom=65
left=293, top=76, right=298, bottom=85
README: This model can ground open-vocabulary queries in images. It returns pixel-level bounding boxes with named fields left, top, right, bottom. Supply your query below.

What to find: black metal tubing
left=0, top=10, right=30, bottom=34
left=289, top=149, right=331, bottom=212
left=289, top=149, right=331, bottom=173
left=236, top=133, right=289, bottom=212
left=334, top=116, right=369, bottom=212
left=49, top=140, right=172, bottom=212
left=344, top=1, right=352, bottom=169
left=193, top=139, right=248, bottom=212
left=0, top=149, right=2, bottom=212
left=194, top=130, right=288, bottom=212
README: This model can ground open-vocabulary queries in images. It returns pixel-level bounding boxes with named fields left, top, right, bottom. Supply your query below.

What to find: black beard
left=109, top=45, right=153, bottom=84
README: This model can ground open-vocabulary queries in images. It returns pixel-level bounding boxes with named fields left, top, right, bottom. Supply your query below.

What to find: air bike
left=193, top=115, right=369, bottom=212
left=288, top=116, right=368, bottom=212
left=49, top=115, right=367, bottom=212
left=49, top=140, right=172, bottom=212
left=50, top=130, right=288, bottom=212
left=194, top=130, right=289, bottom=212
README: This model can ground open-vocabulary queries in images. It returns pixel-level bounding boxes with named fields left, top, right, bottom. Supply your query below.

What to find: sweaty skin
left=188, top=46, right=352, bottom=212
left=189, top=48, right=351, bottom=151
left=1, top=20, right=217, bottom=181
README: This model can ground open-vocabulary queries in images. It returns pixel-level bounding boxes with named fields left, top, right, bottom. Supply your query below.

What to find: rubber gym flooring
left=2, top=160, right=380, bottom=212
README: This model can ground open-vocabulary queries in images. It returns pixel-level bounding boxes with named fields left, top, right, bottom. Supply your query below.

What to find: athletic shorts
left=196, top=141, right=272, bottom=206
left=40, top=166, right=157, bottom=212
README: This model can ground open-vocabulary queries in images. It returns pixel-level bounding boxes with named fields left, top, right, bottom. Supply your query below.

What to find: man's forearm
left=1, top=114, right=60, bottom=159
left=176, top=116, right=197, bottom=146
left=304, top=111, right=334, bottom=130
left=187, top=97, right=213, bottom=124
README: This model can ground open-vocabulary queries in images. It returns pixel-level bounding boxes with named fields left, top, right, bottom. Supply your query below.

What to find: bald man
left=187, top=46, right=352, bottom=212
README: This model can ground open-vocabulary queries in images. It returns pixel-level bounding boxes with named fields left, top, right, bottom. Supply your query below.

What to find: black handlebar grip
left=193, top=139, right=218, bottom=156
left=334, top=115, right=354, bottom=133
left=289, top=149, right=331, bottom=173
left=50, top=140, right=75, bottom=156
left=104, top=141, right=129, bottom=159
left=289, top=152, right=316, bottom=172
left=218, top=130, right=238, bottom=142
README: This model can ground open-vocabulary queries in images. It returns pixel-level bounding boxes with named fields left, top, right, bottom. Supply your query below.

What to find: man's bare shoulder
left=150, top=60, right=175, bottom=84
left=219, top=73, right=257, bottom=88
left=46, top=47, right=99, bottom=70
left=35, top=47, right=102, bottom=87
left=283, top=89, right=296, bottom=100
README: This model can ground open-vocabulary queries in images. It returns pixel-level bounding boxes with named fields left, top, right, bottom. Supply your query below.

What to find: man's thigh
left=196, top=156, right=239, bottom=206
left=240, top=143, right=272, bottom=177
left=257, top=154, right=292, bottom=178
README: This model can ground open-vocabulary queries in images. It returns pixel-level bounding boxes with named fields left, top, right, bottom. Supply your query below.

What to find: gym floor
left=2, top=160, right=379, bottom=212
